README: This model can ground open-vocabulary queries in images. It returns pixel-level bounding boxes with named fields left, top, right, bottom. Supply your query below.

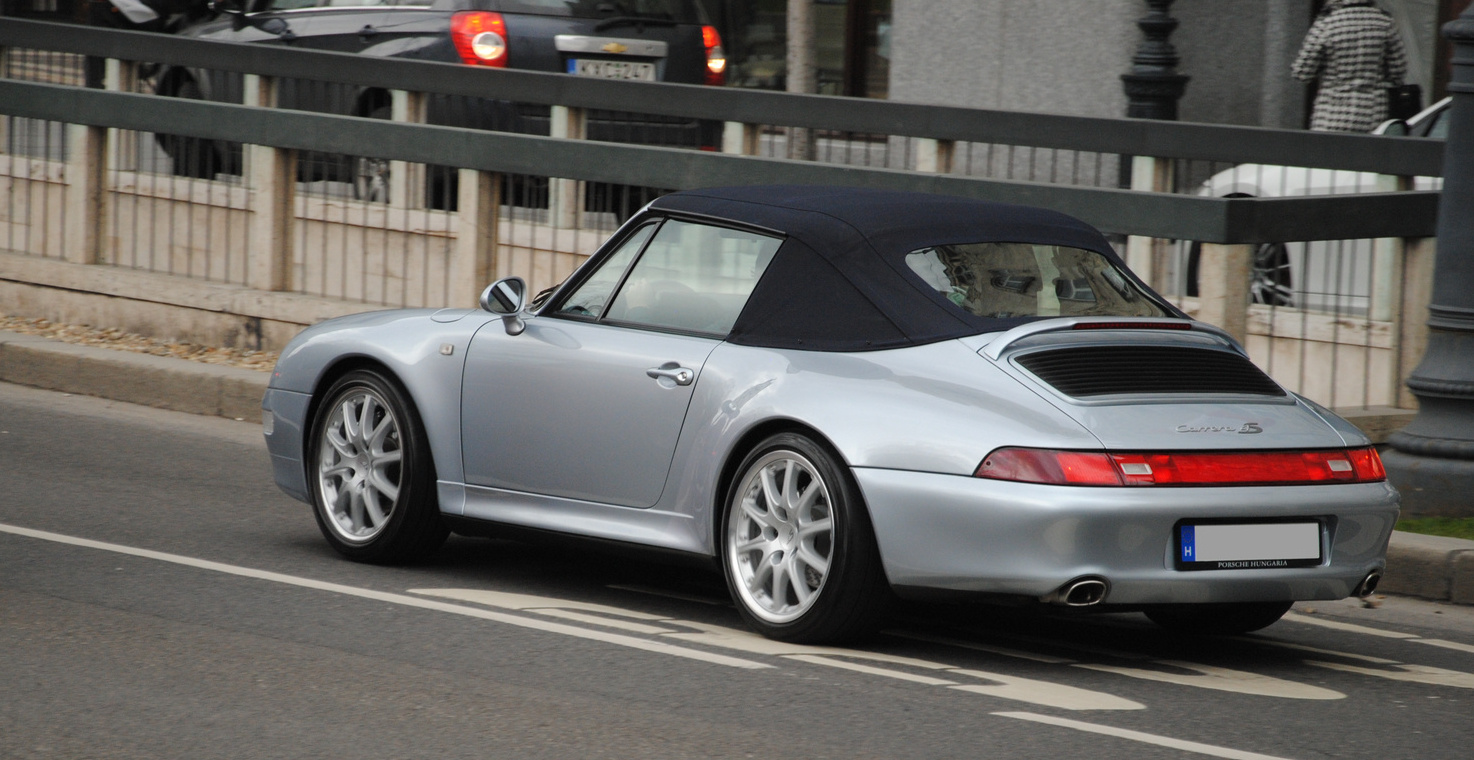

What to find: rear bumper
left=854, top=467, right=1399, bottom=605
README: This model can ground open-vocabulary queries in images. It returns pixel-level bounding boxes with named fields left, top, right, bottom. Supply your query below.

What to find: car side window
left=554, top=222, right=659, bottom=318
left=604, top=220, right=781, bottom=335
left=264, top=0, right=318, bottom=10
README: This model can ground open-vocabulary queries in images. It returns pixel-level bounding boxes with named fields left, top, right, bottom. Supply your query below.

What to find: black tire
left=1185, top=236, right=1294, bottom=307
left=157, top=79, right=226, bottom=179
left=1144, top=600, right=1294, bottom=635
left=307, top=369, right=447, bottom=563
left=720, top=433, right=891, bottom=643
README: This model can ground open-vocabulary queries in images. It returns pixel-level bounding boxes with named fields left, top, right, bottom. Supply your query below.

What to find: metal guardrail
left=0, top=18, right=1447, bottom=177
left=0, top=78, right=1442, bottom=243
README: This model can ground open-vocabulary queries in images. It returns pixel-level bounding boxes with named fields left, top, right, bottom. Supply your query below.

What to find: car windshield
left=494, top=0, right=704, bottom=23
left=906, top=242, right=1169, bottom=319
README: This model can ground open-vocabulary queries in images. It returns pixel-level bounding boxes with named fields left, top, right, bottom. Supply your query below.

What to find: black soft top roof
left=648, top=186, right=1174, bottom=352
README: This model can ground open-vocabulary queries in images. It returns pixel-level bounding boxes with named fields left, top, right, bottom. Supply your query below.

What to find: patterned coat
left=1291, top=0, right=1408, bottom=132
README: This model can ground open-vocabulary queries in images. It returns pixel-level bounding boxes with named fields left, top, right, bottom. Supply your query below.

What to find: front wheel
left=721, top=433, right=890, bottom=643
left=308, top=369, right=447, bottom=563
left=1144, top=600, right=1293, bottom=635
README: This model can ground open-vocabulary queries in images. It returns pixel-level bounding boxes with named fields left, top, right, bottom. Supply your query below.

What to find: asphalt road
left=2, top=381, right=1472, bottom=760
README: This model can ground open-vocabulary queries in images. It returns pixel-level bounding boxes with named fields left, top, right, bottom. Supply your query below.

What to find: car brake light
left=702, top=25, right=726, bottom=86
left=451, top=12, right=508, bottom=68
left=975, top=447, right=1387, bottom=486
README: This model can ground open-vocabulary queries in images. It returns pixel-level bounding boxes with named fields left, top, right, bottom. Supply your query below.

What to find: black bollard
left=1121, top=0, right=1190, bottom=121
left=1382, top=8, right=1474, bottom=517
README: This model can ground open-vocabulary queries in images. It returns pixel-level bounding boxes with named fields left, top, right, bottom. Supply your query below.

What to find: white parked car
left=1186, top=98, right=1448, bottom=312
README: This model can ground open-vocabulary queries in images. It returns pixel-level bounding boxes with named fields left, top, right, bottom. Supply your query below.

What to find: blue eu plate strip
left=1180, top=525, right=1196, bottom=562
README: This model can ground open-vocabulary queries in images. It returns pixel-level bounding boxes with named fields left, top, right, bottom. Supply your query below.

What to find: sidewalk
left=2, top=328, right=1471, bottom=606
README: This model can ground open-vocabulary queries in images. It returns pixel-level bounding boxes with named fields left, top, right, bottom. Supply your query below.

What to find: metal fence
left=0, top=18, right=1447, bottom=412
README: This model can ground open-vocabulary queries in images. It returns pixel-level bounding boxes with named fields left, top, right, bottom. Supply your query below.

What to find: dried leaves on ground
left=0, top=315, right=277, bottom=372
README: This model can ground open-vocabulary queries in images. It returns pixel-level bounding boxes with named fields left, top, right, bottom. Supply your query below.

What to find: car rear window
left=494, top=0, right=706, bottom=23
left=906, top=242, right=1169, bottom=319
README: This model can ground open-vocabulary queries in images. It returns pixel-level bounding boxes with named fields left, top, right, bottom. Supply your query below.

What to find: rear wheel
left=309, top=369, right=447, bottom=563
left=721, top=433, right=890, bottom=643
left=1144, top=600, right=1293, bottom=635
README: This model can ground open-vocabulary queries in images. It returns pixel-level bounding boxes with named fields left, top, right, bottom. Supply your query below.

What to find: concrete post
left=104, top=59, right=139, bottom=172
left=549, top=105, right=586, bottom=229
left=785, top=0, right=816, bottom=160
left=244, top=75, right=294, bottom=292
left=1383, top=9, right=1474, bottom=517
left=389, top=89, right=426, bottom=209
left=63, top=122, right=106, bottom=265
left=452, top=168, right=500, bottom=307
left=1124, top=154, right=1173, bottom=290
left=722, top=121, right=759, bottom=155
left=1194, top=243, right=1252, bottom=345
left=914, top=138, right=954, bottom=174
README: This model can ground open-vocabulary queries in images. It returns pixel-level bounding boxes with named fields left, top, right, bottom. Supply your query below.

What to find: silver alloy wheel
left=727, top=450, right=836, bottom=624
left=315, top=387, right=404, bottom=544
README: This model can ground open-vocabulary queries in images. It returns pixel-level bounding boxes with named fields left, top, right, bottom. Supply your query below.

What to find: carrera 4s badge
left=1176, top=423, right=1263, bottom=434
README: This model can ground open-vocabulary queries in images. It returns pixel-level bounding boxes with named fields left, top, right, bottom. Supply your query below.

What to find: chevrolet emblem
left=601, top=42, right=629, bottom=54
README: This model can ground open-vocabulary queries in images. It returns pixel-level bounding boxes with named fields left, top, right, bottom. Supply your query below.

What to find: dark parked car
left=154, top=0, right=726, bottom=208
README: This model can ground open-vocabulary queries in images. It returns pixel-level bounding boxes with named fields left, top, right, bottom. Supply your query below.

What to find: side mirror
left=480, top=277, right=527, bottom=335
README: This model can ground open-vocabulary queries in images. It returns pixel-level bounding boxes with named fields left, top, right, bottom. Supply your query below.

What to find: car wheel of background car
left=156, top=79, right=225, bottom=179
left=309, top=369, right=447, bottom=563
left=722, top=433, right=890, bottom=643
left=1185, top=240, right=1295, bottom=307
left=1144, top=600, right=1294, bottom=635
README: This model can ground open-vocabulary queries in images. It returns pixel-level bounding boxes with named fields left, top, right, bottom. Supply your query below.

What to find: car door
left=460, top=217, right=782, bottom=508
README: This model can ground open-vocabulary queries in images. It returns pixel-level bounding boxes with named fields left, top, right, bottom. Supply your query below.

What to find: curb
left=2, top=328, right=1471, bottom=606
left=0, top=329, right=269, bottom=422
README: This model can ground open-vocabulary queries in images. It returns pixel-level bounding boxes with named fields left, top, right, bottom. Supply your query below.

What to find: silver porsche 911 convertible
left=262, top=186, right=1398, bottom=643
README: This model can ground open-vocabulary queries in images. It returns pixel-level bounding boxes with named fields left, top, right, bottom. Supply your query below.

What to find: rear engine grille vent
left=1014, top=346, right=1286, bottom=398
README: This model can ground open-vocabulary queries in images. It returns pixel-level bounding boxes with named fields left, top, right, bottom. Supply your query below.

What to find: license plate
left=1175, top=521, right=1321, bottom=571
left=568, top=59, right=656, bottom=81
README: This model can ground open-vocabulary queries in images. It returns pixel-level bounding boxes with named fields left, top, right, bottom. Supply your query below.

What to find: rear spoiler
left=979, top=318, right=1243, bottom=361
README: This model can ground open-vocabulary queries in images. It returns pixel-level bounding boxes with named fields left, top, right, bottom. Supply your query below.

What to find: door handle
left=358, top=24, right=379, bottom=38
left=646, top=364, right=694, bottom=387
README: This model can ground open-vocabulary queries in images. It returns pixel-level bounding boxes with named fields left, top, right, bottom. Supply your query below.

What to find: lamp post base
left=1383, top=449, right=1474, bottom=518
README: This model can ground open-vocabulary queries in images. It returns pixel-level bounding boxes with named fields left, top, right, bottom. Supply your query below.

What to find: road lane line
left=416, top=591, right=1143, bottom=709
left=1252, top=639, right=1401, bottom=664
left=1416, top=639, right=1474, bottom=655
left=532, top=608, right=680, bottom=635
left=947, top=670, right=1144, bottom=711
left=0, top=523, right=771, bottom=671
left=885, top=630, right=1075, bottom=664
left=992, top=712, right=1298, bottom=760
left=1075, top=661, right=1344, bottom=700
left=1305, top=660, right=1474, bottom=689
left=784, top=654, right=960, bottom=686
left=1280, top=612, right=1420, bottom=639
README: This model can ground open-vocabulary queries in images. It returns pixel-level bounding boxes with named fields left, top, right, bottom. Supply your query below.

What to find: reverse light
left=975, top=447, right=1388, bottom=486
left=702, top=25, right=726, bottom=86
left=451, top=12, right=508, bottom=67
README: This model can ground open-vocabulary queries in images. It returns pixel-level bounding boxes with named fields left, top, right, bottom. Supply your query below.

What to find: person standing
left=1292, top=0, right=1409, bottom=132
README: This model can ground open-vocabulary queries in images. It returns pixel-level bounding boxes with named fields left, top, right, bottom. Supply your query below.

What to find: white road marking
left=0, top=524, right=771, bottom=671
left=993, top=712, right=1298, bottom=760
left=607, top=583, right=732, bottom=606
left=886, top=630, right=1075, bottom=664
left=1305, top=660, right=1474, bottom=689
left=1417, top=638, right=1474, bottom=655
left=947, top=670, right=1144, bottom=711
left=418, top=590, right=1143, bottom=710
left=787, top=655, right=960, bottom=686
left=1281, top=612, right=1420, bottom=639
left=533, top=608, right=680, bottom=635
left=1253, top=639, right=1401, bottom=664
left=1075, top=661, right=1344, bottom=700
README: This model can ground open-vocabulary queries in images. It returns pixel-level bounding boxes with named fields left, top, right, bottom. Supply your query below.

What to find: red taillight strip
left=451, top=11, right=508, bottom=68
left=702, top=25, right=726, bottom=86
left=975, top=447, right=1387, bottom=486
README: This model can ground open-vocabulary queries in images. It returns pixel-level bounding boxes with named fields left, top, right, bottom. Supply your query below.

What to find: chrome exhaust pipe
left=1051, top=576, right=1109, bottom=607
left=1355, top=570, right=1383, bottom=598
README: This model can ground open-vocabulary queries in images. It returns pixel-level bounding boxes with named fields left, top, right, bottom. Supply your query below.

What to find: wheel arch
left=711, top=418, right=866, bottom=550
left=301, top=355, right=435, bottom=479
